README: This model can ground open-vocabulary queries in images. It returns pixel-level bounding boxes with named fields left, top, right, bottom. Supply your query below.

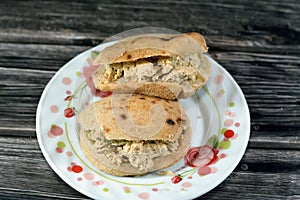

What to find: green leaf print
left=207, top=135, right=219, bottom=149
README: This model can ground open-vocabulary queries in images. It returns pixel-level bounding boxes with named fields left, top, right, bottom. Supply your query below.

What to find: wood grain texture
left=0, top=137, right=299, bottom=199
left=0, top=0, right=299, bottom=199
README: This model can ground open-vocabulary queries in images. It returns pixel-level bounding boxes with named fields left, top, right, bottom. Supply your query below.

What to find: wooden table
left=1, top=0, right=299, bottom=199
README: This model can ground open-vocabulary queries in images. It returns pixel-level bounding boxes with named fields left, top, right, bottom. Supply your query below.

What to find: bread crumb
left=157, top=170, right=174, bottom=177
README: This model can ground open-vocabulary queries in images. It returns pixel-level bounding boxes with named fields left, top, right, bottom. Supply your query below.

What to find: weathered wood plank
left=0, top=137, right=299, bottom=199
left=0, top=0, right=299, bottom=53
left=202, top=172, right=300, bottom=200
left=0, top=43, right=89, bottom=70
left=0, top=137, right=86, bottom=199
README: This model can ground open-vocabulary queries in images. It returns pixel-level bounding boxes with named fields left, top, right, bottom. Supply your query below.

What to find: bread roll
left=77, top=94, right=191, bottom=176
left=93, top=32, right=211, bottom=100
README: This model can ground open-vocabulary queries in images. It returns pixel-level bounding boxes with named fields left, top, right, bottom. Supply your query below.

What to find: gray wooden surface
left=0, top=0, right=299, bottom=199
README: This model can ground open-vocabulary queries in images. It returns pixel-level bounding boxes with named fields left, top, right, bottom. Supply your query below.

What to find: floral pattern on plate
left=36, top=42, right=250, bottom=200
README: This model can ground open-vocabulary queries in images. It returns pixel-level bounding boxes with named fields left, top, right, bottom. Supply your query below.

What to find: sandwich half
left=77, top=94, right=191, bottom=176
left=93, top=32, right=211, bottom=100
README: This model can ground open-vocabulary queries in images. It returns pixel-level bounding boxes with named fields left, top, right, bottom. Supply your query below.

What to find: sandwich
left=93, top=32, right=211, bottom=100
left=77, top=94, right=191, bottom=176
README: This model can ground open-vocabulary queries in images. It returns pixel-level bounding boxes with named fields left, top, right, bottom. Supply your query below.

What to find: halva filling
left=101, top=53, right=204, bottom=87
left=86, top=130, right=182, bottom=171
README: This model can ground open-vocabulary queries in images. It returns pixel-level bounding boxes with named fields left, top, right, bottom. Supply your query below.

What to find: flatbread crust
left=77, top=94, right=189, bottom=141
left=93, top=32, right=208, bottom=65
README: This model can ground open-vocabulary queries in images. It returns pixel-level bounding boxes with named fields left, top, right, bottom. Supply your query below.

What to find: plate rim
left=189, top=57, right=251, bottom=199
left=36, top=50, right=103, bottom=199
left=36, top=43, right=251, bottom=200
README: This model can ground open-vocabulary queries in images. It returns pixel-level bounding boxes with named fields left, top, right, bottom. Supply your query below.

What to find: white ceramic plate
left=36, top=42, right=250, bottom=200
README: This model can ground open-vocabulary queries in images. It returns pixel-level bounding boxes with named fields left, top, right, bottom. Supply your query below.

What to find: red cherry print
left=72, top=165, right=83, bottom=173
left=50, top=124, right=63, bottom=136
left=56, top=147, right=63, bottom=153
left=64, top=108, right=75, bottom=118
left=171, top=175, right=182, bottom=184
left=224, top=129, right=234, bottom=139
left=64, top=96, right=73, bottom=101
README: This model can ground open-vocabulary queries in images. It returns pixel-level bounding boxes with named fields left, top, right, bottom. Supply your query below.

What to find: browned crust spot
left=166, top=119, right=175, bottom=125
left=120, top=114, right=127, bottom=119
left=104, top=127, right=110, bottom=132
